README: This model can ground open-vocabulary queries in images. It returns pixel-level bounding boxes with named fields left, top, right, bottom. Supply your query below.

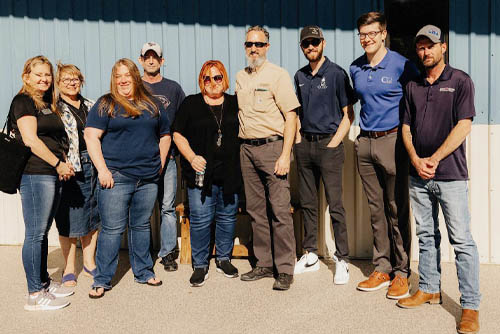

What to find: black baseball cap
left=300, top=25, right=324, bottom=42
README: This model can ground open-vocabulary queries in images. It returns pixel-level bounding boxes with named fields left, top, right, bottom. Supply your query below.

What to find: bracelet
left=54, top=159, right=61, bottom=168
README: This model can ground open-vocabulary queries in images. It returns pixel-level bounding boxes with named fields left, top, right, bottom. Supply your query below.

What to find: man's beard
left=423, top=55, right=442, bottom=69
left=246, top=54, right=266, bottom=70
left=305, top=48, right=323, bottom=62
left=144, top=68, right=161, bottom=76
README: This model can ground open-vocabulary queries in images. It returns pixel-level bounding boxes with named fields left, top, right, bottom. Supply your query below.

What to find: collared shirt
left=236, top=60, right=300, bottom=139
left=294, top=57, right=357, bottom=134
left=350, top=49, right=419, bottom=131
left=403, top=65, right=475, bottom=180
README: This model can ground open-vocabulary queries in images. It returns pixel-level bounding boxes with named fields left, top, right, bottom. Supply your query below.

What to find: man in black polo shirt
left=398, top=25, right=480, bottom=334
left=293, top=25, right=356, bottom=285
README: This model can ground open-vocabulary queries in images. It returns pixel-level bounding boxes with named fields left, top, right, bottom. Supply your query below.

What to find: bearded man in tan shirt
left=236, top=25, right=300, bottom=291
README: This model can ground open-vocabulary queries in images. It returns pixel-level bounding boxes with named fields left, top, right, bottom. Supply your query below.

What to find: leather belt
left=360, top=127, right=398, bottom=139
left=241, top=135, right=283, bottom=146
left=301, top=132, right=333, bottom=142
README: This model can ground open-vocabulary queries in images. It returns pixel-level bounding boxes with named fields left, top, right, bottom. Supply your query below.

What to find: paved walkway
left=1, top=245, right=497, bottom=334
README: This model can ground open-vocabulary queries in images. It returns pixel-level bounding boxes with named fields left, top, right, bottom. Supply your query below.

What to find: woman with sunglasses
left=172, top=60, right=241, bottom=287
left=54, top=63, right=99, bottom=287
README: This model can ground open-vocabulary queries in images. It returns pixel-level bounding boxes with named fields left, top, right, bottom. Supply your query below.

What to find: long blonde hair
left=19, top=55, right=57, bottom=114
left=98, top=58, right=158, bottom=117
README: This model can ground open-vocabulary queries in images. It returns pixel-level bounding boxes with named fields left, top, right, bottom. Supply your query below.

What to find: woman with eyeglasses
left=172, top=60, right=241, bottom=287
left=54, top=63, right=100, bottom=288
left=85, top=58, right=171, bottom=298
left=8, top=56, right=75, bottom=311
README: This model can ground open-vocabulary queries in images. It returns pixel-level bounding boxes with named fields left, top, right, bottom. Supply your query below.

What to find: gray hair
left=246, top=25, right=269, bottom=43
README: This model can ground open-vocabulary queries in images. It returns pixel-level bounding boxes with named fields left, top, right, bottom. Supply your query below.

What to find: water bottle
left=195, top=170, right=205, bottom=188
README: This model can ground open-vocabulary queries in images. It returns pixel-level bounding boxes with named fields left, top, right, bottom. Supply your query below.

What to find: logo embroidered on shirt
left=317, top=77, right=328, bottom=89
left=153, top=95, right=171, bottom=109
left=440, top=87, right=455, bottom=92
left=381, top=76, right=393, bottom=84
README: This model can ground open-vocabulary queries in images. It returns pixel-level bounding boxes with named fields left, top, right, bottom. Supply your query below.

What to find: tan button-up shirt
left=236, top=60, right=300, bottom=139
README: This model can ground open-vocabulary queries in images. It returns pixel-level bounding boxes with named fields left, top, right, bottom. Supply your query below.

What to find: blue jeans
left=93, top=171, right=158, bottom=289
left=409, top=176, right=481, bottom=310
left=187, top=185, right=238, bottom=268
left=20, top=174, right=62, bottom=293
left=157, top=158, right=177, bottom=257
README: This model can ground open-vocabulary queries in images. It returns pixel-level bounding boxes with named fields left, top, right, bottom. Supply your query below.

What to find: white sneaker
left=294, top=252, right=320, bottom=275
left=24, top=291, right=70, bottom=311
left=334, top=259, right=349, bottom=285
left=45, top=281, right=74, bottom=298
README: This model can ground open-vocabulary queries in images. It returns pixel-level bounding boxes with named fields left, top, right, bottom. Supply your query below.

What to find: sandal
left=139, top=278, right=162, bottom=287
left=88, top=287, right=105, bottom=299
left=62, top=273, right=77, bottom=287
left=83, top=266, right=97, bottom=278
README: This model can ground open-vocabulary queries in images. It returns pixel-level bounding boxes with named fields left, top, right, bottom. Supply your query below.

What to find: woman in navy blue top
left=85, top=58, right=171, bottom=298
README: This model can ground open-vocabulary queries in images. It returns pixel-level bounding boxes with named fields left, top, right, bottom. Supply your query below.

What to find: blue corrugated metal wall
left=0, top=0, right=383, bottom=121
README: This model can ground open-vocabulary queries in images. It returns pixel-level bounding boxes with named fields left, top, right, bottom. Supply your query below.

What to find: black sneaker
left=215, top=259, right=239, bottom=278
left=189, top=267, right=209, bottom=287
left=272, top=273, right=293, bottom=291
left=240, top=266, right=273, bottom=281
left=160, top=253, right=178, bottom=272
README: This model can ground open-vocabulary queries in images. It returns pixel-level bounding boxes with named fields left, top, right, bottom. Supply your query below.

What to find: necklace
left=65, top=100, right=87, bottom=127
left=208, top=102, right=224, bottom=147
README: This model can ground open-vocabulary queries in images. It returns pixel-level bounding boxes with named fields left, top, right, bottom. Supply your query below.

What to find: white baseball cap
left=140, top=42, right=162, bottom=57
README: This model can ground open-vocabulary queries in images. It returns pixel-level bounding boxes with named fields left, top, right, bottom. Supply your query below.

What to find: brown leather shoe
left=397, top=289, right=442, bottom=309
left=458, top=309, right=479, bottom=334
left=386, top=275, right=410, bottom=300
left=357, top=271, right=390, bottom=291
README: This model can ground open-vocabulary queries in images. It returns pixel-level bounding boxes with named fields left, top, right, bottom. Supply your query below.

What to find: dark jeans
left=187, top=185, right=238, bottom=268
left=240, top=140, right=296, bottom=275
left=295, top=136, right=348, bottom=260
left=355, top=131, right=410, bottom=277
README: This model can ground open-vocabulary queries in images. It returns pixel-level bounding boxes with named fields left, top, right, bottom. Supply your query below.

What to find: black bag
left=0, top=114, right=31, bottom=194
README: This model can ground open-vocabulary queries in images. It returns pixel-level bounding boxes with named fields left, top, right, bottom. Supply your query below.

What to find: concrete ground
left=1, top=245, right=498, bottom=334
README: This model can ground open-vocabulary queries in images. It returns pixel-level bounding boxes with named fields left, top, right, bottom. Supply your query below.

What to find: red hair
left=198, top=60, right=229, bottom=94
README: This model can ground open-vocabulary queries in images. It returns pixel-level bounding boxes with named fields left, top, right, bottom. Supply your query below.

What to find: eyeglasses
left=300, top=38, right=322, bottom=48
left=61, top=78, right=81, bottom=85
left=203, top=75, right=223, bottom=84
left=358, top=31, right=383, bottom=40
left=244, top=41, right=268, bottom=48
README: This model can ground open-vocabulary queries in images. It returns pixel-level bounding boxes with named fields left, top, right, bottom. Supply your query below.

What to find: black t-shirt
left=209, top=104, right=224, bottom=184
left=8, top=94, right=68, bottom=175
left=60, top=98, right=88, bottom=151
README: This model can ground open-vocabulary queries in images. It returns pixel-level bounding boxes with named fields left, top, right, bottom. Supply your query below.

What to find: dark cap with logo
left=415, top=25, right=444, bottom=44
left=300, top=25, right=324, bottom=42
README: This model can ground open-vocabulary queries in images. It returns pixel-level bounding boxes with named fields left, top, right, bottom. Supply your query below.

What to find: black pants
left=294, top=136, right=349, bottom=260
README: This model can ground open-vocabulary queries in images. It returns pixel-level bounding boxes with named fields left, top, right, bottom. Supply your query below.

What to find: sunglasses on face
left=244, top=41, right=268, bottom=48
left=300, top=38, right=322, bottom=48
left=203, top=75, right=223, bottom=84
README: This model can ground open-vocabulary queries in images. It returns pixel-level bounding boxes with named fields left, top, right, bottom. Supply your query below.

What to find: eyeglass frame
left=61, top=77, right=81, bottom=85
left=203, top=75, right=224, bottom=84
left=357, top=30, right=385, bottom=40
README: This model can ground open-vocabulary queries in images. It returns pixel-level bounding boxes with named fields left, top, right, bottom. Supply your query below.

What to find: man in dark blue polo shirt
left=293, top=25, right=356, bottom=285
left=350, top=12, right=419, bottom=299
left=398, top=25, right=480, bottom=334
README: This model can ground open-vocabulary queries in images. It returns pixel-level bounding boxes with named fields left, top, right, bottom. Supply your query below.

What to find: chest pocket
left=253, top=89, right=274, bottom=112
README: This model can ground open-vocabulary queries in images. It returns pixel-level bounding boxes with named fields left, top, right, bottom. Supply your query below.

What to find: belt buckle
left=250, top=139, right=260, bottom=146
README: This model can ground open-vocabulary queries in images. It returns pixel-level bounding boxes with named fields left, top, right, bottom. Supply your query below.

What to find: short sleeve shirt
left=403, top=65, right=475, bottom=180
left=85, top=97, right=170, bottom=179
left=8, top=94, right=67, bottom=175
left=294, top=57, right=357, bottom=134
left=236, top=60, right=300, bottom=139
left=350, top=49, right=419, bottom=131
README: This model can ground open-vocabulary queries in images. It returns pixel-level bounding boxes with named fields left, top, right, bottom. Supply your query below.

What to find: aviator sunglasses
left=244, top=41, right=268, bottom=48
left=300, top=38, right=322, bottom=48
left=203, top=75, right=224, bottom=84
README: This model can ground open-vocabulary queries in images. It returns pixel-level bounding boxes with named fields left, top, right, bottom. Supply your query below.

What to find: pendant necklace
left=208, top=102, right=224, bottom=147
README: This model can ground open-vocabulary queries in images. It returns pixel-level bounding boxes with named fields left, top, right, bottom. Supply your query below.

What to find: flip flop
left=83, top=266, right=97, bottom=278
left=62, top=273, right=77, bottom=287
left=88, top=287, right=105, bottom=299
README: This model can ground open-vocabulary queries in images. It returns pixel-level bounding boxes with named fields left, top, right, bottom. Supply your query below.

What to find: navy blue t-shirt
left=403, top=65, right=475, bottom=180
left=86, top=97, right=171, bottom=179
left=143, top=78, right=185, bottom=156
left=294, top=57, right=357, bottom=134
left=350, top=49, right=419, bottom=131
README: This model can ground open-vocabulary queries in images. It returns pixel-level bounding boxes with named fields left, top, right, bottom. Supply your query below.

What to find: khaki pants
left=240, top=140, right=296, bottom=275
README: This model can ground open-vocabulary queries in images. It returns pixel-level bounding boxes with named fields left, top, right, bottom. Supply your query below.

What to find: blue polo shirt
left=350, top=49, right=419, bottom=131
left=294, top=57, right=357, bottom=134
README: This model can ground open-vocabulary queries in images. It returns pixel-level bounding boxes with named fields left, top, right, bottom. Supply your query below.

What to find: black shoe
left=190, top=267, right=209, bottom=287
left=272, top=273, right=293, bottom=291
left=160, top=253, right=178, bottom=272
left=240, top=266, right=273, bottom=281
left=216, top=259, right=239, bottom=278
